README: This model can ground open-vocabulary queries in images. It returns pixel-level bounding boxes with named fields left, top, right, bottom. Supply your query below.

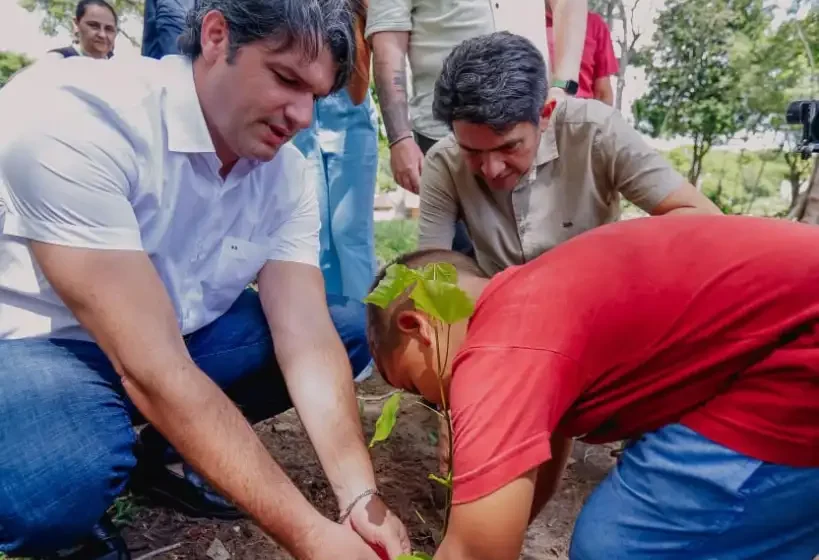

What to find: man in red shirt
left=366, top=214, right=819, bottom=559
left=547, top=8, right=619, bottom=104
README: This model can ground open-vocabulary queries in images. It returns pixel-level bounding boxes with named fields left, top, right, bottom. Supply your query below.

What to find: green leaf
left=396, top=553, right=433, bottom=560
left=410, top=279, right=475, bottom=325
left=363, top=264, right=418, bottom=309
left=427, top=472, right=453, bottom=489
left=368, top=392, right=403, bottom=448
left=420, top=262, right=458, bottom=284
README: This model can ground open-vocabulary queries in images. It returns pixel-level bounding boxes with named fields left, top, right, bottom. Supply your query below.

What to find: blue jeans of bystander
left=292, top=89, right=379, bottom=302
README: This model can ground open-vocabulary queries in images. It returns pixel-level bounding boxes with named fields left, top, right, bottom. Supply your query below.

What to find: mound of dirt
left=123, top=375, right=615, bottom=559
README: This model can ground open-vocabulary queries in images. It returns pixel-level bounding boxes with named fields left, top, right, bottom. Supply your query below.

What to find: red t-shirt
left=450, top=215, right=819, bottom=505
left=546, top=11, right=619, bottom=99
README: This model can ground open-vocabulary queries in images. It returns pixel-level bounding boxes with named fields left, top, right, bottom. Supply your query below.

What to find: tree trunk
left=688, top=136, right=708, bottom=187
left=797, top=156, right=819, bottom=224
left=615, top=0, right=628, bottom=111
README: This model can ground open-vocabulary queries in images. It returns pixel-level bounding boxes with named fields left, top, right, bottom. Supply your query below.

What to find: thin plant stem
left=412, top=398, right=444, bottom=418
left=432, top=321, right=454, bottom=539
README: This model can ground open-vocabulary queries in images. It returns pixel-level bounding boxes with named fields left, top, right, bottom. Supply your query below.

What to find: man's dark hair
left=366, top=249, right=488, bottom=382
left=76, top=0, right=118, bottom=25
left=178, top=0, right=357, bottom=94
left=432, top=31, right=548, bottom=132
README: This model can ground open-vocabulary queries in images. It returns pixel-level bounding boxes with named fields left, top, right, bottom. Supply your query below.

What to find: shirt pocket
left=202, top=236, right=270, bottom=312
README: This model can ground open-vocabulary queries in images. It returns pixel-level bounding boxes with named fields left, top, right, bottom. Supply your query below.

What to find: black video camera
left=786, top=100, right=819, bottom=159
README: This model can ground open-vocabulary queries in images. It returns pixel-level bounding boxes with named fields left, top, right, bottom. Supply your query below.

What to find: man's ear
left=199, top=10, right=230, bottom=64
left=396, top=310, right=433, bottom=347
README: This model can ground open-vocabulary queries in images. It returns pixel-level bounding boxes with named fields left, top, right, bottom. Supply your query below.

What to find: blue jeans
left=0, top=289, right=369, bottom=556
left=570, top=424, right=819, bottom=559
left=141, top=0, right=192, bottom=59
left=292, top=89, right=379, bottom=301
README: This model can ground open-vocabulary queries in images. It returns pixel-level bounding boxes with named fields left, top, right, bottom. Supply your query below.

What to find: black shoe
left=130, top=426, right=245, bottom=520
left=45, top=514, right=130, bottom=560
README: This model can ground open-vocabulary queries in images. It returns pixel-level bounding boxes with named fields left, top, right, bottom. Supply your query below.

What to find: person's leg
left=186, top=289, right=371, bottom=415
left=292, top=105, right=343, bottom=296
left=569, top=424, right=819, bottom=559
left=414, top=132, right=475, bottom=258
left=0, top=339, right=135, bottom=556
left=141, top=0, right=193, bottom=59
left=321, top=90, right=378, bottom=301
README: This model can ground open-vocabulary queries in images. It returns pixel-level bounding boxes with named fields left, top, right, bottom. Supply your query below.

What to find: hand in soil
left=345, top=494, right=412, bottom=558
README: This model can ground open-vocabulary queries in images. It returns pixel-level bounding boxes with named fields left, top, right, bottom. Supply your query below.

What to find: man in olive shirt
left=420, top=32, right=721, bottom=275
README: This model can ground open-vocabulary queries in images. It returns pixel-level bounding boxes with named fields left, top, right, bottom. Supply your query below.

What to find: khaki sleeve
left=596, top=109, right=686, bottom=213
left=418, top=148, right=458, bottom=250
left=365, top=0, right=412, bottom=39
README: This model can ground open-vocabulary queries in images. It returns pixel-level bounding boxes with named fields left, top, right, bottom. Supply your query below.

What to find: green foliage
left=364, top=263, right=474, bottom=325
left=0, top=51, right=33, bottom=89
left=633, top=0, right=772, bottom=184
left=397, top=553, right=433, bottom=560
left=660, top=147, right=795, bottom=216
left=374, top=220, right=418, bottom=266
left=368, top=392, right=403, bottom=448
left=427, top=472, right=452, bottom=490
left=366, top=259, right=476, bottom=545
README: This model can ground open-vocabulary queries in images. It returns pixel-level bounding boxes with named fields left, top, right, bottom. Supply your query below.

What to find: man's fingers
left=378, top=521, right=412, bottom=559
left=407, top=169, right=421, bottom=194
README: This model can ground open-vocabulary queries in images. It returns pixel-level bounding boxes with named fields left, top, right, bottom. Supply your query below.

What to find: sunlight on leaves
left=363, top=264, right=418, bottom=309
left=410, top=279, right=475, bottom=325
left=368, top=392, right=403, bottom=448
left=420, top=262, right=457, bottom=284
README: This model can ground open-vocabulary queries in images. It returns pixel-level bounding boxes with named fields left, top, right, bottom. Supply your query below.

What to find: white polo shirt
left=0, top=55, right=319, bottom=341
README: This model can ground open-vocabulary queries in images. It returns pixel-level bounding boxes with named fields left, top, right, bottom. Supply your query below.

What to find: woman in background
left=48, top=0, right=118, bottom=59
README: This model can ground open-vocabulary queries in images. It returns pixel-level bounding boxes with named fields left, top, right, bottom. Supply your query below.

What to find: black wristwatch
left=552, top=79, right=579, bottom=96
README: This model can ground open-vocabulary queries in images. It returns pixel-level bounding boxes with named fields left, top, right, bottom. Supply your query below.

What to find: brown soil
left=122, top=375, right=616, bottom=559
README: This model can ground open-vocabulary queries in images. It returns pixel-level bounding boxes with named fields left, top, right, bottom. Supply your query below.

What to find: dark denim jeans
left=0, top=289, right=370, bottom=555
left=141, top=0, right=193, bottom=59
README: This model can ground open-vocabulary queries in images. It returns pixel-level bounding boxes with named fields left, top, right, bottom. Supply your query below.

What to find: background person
left=546, top=6, right=619, bottom=105
left=141, top=0, right=194, bottom=59
left=48, top=0, right=118, bottom=59
left=367, top=0, right=588, bottom=257
left=292, top=0, right=380, bottom=306
left=419, top=32, right=720, bottom=277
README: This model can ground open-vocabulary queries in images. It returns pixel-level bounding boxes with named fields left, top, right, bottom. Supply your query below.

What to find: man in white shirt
left=0, top=1, right=408, bottom=559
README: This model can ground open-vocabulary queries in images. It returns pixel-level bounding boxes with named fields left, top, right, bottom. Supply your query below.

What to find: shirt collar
left=535, top=119, right=559, bottom=167
left=162, top=56, right=216, bottom=154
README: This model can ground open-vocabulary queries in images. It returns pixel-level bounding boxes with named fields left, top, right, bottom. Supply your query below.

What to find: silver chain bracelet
left=338, top=488, right=382, bottom=524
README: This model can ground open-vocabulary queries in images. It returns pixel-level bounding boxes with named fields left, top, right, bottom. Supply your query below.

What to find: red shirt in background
left=450, top=215, right=819, bottom=505
left=546, top=11, right=619, bottom=99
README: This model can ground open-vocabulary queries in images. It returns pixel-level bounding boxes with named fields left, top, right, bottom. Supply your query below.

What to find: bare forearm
left=549, top=0, right=587, bottom=82
left=123, top=361, right=324, bottom=557
left=278, top=335, right=377, bottom=507
left=372, top=32, right=413, bottom=143
left=594, top=78, right=615, bottom=106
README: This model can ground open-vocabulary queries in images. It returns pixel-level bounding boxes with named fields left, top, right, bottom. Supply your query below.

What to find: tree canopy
left=0, top=51, right=33, bottom=89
